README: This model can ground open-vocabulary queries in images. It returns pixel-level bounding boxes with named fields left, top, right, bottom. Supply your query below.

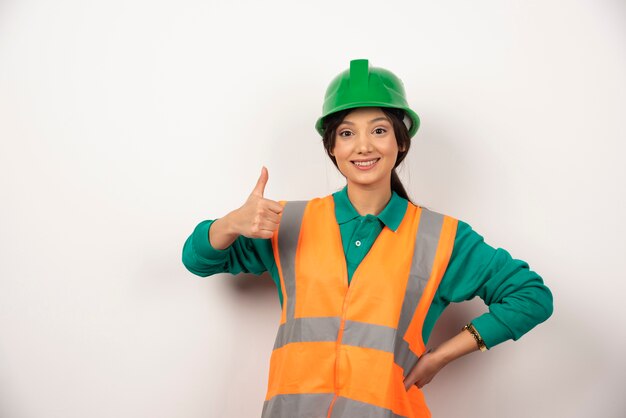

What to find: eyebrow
left=340, top=117, right=390, bottom=125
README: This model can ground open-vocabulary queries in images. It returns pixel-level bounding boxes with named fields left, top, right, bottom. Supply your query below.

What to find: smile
left=351, top=158, right=380, bottom=170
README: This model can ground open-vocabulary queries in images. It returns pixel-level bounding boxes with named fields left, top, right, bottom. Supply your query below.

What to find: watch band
left=463, top=323, right=488, bottom=352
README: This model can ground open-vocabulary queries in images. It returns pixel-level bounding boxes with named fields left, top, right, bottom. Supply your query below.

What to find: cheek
left=386, top=136, right=401, bottom=154
left=332, top=142, right=350, bottom=163
left=381, top=142, right=399, bottom=157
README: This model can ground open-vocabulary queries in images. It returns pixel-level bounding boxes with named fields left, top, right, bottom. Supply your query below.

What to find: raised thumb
left=251, top=166, right=269, bottom=197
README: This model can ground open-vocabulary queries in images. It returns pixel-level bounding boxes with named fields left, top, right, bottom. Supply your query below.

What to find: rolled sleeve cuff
left=191, top=220, right=230, bottom=260
left=471, top=314, right=514, bottom=350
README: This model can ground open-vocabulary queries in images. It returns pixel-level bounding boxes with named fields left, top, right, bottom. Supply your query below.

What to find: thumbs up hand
left=231, top=166, right=284, bottom=239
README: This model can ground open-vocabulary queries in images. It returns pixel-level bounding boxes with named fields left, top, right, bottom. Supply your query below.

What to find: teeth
left=354, top=159, right=378, bottom=167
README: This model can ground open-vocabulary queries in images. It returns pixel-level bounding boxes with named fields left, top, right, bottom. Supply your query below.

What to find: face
left=331, top=107, right=404, bottom=190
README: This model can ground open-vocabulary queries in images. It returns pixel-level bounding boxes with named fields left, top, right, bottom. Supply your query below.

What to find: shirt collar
left=331, top=185, right=408, bottom=232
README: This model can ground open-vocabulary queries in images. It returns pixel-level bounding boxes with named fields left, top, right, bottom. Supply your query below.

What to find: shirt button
left=355, top=240, right=361, bottom=247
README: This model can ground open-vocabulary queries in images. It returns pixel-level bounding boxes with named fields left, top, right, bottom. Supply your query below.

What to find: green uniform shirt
left=182, top=186, right=553, bottom=349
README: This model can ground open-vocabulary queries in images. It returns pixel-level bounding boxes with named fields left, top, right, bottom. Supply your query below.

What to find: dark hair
left=321, top=107, right=414, bottom=205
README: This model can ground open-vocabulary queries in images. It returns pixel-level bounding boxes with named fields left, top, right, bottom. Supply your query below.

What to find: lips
left=351, top=158, right=380, bottom=169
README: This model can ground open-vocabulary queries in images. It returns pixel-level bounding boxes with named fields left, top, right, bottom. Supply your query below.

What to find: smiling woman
left=181, top=58, right=554, bottom=418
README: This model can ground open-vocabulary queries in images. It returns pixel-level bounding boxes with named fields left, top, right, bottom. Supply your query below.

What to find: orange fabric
left=271, top=200, right=289, bottom=325
left=404, top=215, right=459, bottom=355
left=394, top=363, right=430, bottom=418
left=337, top=345, right=400, bottom=410
left=267, top=195, right=456, bottom=418
left=295, top=198, right=347, bottom=318
left=407, top=385, right=431, bottom=418
left=265, top=341, right=336, bottom=400
left=345, top=204, right=419, bottom=327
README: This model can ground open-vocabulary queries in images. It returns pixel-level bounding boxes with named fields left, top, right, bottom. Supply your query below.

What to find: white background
left=1, top=0, right=625, bottom=417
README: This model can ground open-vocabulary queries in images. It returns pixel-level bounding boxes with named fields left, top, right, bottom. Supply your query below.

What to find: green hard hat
left=315, top=59, right=420, bottom=138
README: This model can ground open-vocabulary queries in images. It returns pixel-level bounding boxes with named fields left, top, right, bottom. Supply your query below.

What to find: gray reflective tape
left=273, top=317, right=398, bottom=352
left=277, top=200, right=307, bottom=321
left=394, top=338, right=420, bottom=376
left=273, top=316, right=341, bottom=350
left=261, top=393, right=335, bottom=418
left=394, top=208, right=445, bottom=377
left=342, top=320, right=396, bottom=353
left=330, top=396, right=408, bottom=418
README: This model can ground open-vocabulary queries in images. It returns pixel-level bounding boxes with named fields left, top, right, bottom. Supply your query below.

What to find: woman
left=182, top=58, right=553, bottom=417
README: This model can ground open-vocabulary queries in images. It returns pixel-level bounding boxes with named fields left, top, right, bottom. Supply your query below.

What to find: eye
left=374, top=127, right=387, bottom=135
left=338, top=130, right=353, bottom=138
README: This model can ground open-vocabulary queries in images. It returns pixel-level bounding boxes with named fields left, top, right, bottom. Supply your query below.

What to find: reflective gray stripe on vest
left=277, top=200, right=307, bottom=321
left=262, top=394, right=409, bottom=418
left=394, top=340, right=419, bottom=378
left=342, top=320, right=396, bottom=352
left=330, top=396, right=408, bottom=418
left=262, top=393, right=335, bottom=418
left=394, top=208, right=445, bottom=376
left=273, top=316, right=340, bottom=349
left=273, top=317, right=395, bottom=352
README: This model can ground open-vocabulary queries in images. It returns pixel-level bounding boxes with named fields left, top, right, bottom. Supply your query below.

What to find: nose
left=355, top=132, right=374, bottom=154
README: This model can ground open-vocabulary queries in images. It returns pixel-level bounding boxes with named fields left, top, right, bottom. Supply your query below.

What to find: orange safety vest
left=262, top=194, right=458, bottom=418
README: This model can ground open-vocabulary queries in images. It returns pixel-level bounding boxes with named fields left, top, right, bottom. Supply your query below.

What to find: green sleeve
left=181, top=219, right=275, bottom=277
left=437, top=220, right=554, bottom=349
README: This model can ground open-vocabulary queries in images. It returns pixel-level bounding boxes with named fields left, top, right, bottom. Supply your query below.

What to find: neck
left=346, top=181, right=392, bottom=216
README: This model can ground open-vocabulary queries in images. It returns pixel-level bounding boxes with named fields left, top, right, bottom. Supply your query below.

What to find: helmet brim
left=315, top=102, right=420, bottom=138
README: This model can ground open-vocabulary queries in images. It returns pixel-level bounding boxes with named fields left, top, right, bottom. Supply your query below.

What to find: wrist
left=208, top=213, right=241, bottom=251
left=462, top=323, right=488, bottom=352
left=428, top=325, right=484, bottom=367
left=429, top=344, right=455, bottom=367
left=223, top=209, right=242, bottom=236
